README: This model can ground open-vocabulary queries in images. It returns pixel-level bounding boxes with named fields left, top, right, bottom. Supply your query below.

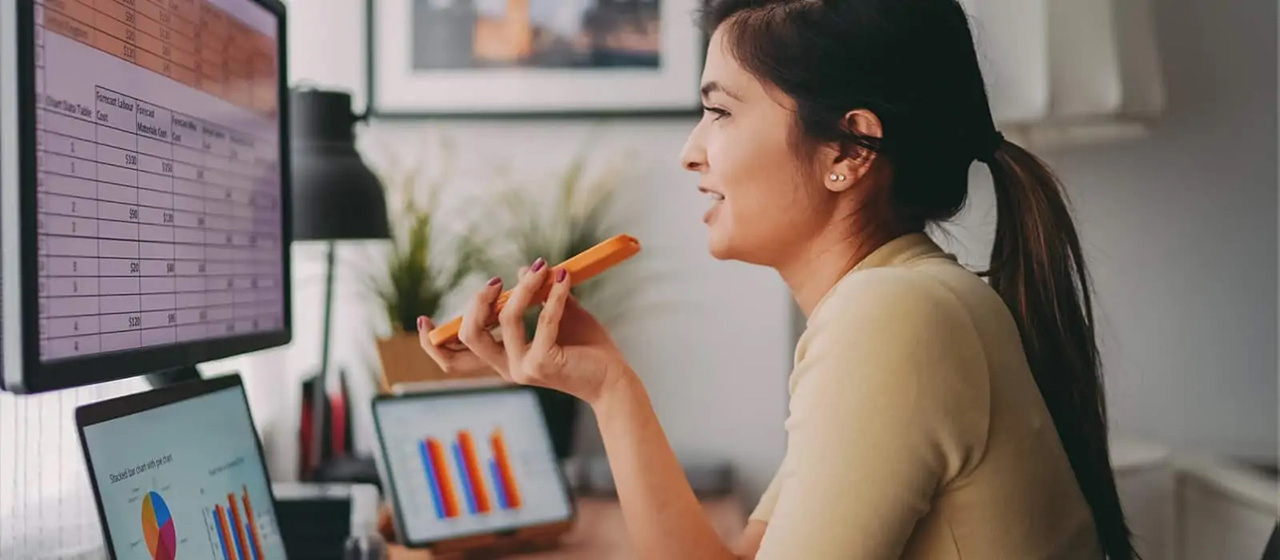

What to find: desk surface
left=387, top=495, right=746, bottom=559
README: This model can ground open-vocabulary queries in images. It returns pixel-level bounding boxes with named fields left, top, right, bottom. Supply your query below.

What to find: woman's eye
left=702, top=106, right=730, bottom=121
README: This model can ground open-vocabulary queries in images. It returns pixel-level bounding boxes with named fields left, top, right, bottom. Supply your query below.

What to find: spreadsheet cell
left=46, top=335, right=103, bottom=359
left=98, top=240, right=140, bottom=259
left=48, top=315, right=101, bottom=338
left=36, top=0, right=285, bottom=362
left=45, top=235, right=101, bottom=258
left=137, top=154, right=171, bottom=177
left=46, top=256, right=100, bottom=277
left=140, top=241, right=177, bottom=259
left=142, top=326, right=178, bottom=346
left=141, top=309, right=178, bottom=329
left=141, top=293, right=177, bottom=313
left=40, top=152, right=96, bottom=181
left=96, top=125, right=137, bottom=152
left=141, top=277, right=177, bottom=294
left=41, top=173, right=96, bottom=199
left=46, top=296, right=100, bottom=318
left=101, top=331, right=143, bottom=353
left=100, top=295, right=142, bottom=315
left=41, top=130, right=98, bottom=159
left=40, top=108, right=96, bottom=141
left=98, top=220, right=140, bottom=241
left=47, top=277, right=98, bottom=297
left=176, top=293, right=206, bottom=309
left=100, top=277, right=141, bottom=296
left=97, top=163, right=139, bottom=188
left=100, top=313, right=141, bottom=335
left=43, top=193, right=99, bottom=218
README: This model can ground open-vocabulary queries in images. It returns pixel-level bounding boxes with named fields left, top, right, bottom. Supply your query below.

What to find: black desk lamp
left=290, top=87, right=390, bottom=479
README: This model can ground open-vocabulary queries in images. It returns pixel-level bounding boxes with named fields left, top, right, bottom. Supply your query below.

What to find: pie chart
left=141, top=491, right=177, bottom=560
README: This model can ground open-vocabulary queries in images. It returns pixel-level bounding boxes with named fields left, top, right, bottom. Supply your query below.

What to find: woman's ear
left=822, top=109, right=883, bottom=194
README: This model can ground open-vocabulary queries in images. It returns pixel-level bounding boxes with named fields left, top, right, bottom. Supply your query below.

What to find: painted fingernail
left=556, top=268, right=567, bottom=283
left=488, top=276, right=502, bottom=286
left=531, top=258, right=546, bottom=272
left=417, top=316, right=425, bottom=329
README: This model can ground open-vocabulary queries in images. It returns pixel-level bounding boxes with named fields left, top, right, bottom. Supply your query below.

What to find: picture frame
left=366, top=0, right=708, bottom=118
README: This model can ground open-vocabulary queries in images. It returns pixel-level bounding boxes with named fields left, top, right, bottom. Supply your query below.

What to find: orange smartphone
left=427, top=234, right=641, bottom=347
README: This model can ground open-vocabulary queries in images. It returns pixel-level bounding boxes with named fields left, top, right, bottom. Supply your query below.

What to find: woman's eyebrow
left=701, top=81, right=743, bottom=102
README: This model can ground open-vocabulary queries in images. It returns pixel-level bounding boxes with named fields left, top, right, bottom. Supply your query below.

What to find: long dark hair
left=699, top=1, right=1136, bottom=558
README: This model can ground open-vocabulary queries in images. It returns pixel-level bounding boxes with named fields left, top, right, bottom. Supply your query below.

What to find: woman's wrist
left=590, top=364, right=643, bottom=413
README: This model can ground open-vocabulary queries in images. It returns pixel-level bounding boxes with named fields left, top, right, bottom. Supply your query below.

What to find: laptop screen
left=80, top=382, right=285, bottom=560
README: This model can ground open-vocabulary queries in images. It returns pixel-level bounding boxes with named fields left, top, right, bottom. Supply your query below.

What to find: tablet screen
left=373, top=387, right=574, bottom=544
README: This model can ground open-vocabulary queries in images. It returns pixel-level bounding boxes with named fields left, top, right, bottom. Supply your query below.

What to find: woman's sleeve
left=753, top=271, right=990, bottom=559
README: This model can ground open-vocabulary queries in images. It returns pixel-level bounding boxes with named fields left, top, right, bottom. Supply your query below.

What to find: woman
left=418, top=0, right=1137, bottom=558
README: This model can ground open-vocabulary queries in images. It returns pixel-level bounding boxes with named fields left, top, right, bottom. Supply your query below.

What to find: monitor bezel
left=370, top=384, right=579, bottom=549
left=75, top=373, right=283, bottom=560
left=3, top=0, right=293, bottom=394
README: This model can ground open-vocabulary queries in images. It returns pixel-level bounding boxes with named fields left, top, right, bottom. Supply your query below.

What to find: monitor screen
left=1, top=0, right=291, bottom=393
left=372, top=387, right=575, bottom=545
left=79, top=378, right=286, bottom=560
left=35, top=0, right=284, bottom=360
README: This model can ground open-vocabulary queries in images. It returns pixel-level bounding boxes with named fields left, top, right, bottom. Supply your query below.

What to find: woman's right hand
left=416, top=259, right=634, bottom=406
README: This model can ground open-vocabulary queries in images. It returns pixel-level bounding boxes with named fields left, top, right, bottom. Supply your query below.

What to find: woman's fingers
left=458, top=277, right=509, bottom=376
left=416, top=316, right=483, bottom=373
left=530, top=267, right=570, bottom=363
left=499, top=258, right=547, bottom=372
left=416, top=316, right=449, bottom=361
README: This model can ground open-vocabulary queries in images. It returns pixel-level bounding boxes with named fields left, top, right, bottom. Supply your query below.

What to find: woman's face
left=679, top=27, right=838, bottom=266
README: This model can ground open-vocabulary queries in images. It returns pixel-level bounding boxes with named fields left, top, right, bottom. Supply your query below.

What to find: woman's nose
left=679, top=127, right=707, bottom=172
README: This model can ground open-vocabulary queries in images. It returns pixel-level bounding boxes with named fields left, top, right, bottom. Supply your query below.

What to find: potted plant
left=364, top=139, right=493, bottom=392
left=477, top=144, right=641, bottom=459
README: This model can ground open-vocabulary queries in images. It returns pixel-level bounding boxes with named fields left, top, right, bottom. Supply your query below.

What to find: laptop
left=76, top=374, right=287, bottom=560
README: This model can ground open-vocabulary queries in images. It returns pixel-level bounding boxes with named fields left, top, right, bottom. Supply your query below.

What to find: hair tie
left=976, top=130, right=1005, bottom=164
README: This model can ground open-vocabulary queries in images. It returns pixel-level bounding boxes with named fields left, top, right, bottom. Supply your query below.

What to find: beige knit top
left=749, top=233, right=1102, bottom=559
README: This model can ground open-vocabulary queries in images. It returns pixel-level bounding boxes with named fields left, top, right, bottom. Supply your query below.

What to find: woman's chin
left=706, top=231, right=733, bottom=260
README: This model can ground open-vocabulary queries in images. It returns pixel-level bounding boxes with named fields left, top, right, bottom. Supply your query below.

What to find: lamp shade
left=290, top=87, right=390, bottom=241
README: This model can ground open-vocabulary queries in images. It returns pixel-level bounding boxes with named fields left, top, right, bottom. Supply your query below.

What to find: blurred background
left=1, top=0, right=1276, bottom=559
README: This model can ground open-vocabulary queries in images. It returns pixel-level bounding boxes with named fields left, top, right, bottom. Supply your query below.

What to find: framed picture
left=367, top=0, right=708, bottom=118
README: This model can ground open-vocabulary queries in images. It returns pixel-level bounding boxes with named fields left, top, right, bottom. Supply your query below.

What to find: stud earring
left=829, top=173, right=846, bottom=182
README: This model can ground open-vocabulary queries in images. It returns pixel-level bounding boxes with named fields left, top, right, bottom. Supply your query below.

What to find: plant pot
left=374, top=332, right=495, bottom=393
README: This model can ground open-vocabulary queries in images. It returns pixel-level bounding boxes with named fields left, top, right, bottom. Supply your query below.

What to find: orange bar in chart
left=241, top=485, right=265, bottom=560
left=227, top=493, right=250, bottom=560
left=458, top=430, right=492, bottom=513
left=491, top=429, right=523, bottom=509
left=427, top=438, right=461, bottom=518
left=215, top=504, right=238, bottom=560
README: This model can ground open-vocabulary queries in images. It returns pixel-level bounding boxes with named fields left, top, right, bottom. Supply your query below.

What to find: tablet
left=371, top=385, right=575, bottom=549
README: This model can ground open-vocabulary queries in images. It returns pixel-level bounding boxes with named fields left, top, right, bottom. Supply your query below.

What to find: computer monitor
left=0, top=0, right=292, bottom=394
left=76, top=373, right=287, bottom=560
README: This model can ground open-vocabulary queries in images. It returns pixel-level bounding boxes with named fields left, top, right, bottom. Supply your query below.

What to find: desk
left=386, top=495, right=746, bottom=559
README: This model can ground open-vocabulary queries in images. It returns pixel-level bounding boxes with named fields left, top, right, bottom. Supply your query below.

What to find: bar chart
left=419, top=428, right=523, bottom=521
left=208, top=485, right=264, bottom=560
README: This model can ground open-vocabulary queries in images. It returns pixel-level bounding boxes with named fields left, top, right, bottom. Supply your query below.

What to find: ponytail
left=984, top=140, right=1138, bottom=560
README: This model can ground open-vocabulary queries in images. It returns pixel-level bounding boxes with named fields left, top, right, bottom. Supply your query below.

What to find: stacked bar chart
left=419, top=428, right=523, bottom=520
left=210, top=485, right=264, bottom=560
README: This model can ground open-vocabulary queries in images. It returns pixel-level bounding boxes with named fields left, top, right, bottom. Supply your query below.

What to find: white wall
left=939, top=0, right=1278, bottom=464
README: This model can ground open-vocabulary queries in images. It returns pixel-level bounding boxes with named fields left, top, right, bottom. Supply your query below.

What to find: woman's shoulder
left=804, top=257, right=981, bottom=343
